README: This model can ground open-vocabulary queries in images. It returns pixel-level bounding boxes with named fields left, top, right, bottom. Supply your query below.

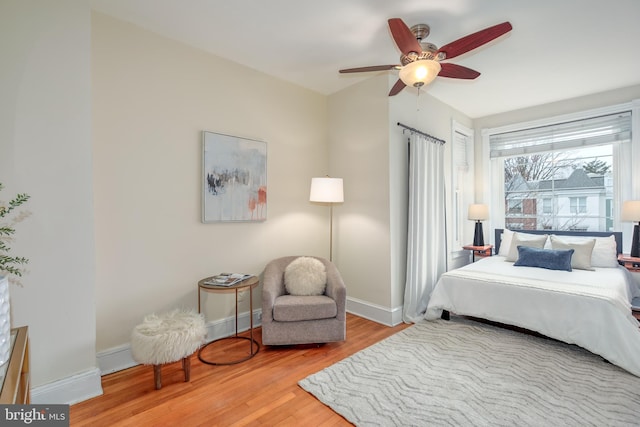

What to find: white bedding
left=425, top=255, right=640, bottom=377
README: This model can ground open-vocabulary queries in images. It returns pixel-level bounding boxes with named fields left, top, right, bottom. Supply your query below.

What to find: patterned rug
left=299, top=316, right=640, bottom=426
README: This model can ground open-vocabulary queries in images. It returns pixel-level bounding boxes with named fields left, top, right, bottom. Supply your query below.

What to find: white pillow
left=591, top=235, right=619, bottom=268
left=550, top=235, right=595, bottom=271
left=549, top=235, right=618, bottom=268
left=506, top=232, right=548, bottom=262
left=284, top=257, right=327, bottom=296
left=498, top=229, right=514, bottom=257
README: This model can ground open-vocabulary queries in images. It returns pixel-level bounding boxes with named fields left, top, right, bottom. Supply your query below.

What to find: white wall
left=328, top=75, right=474, bottom=325
left=0, top=0, right=100, bottom=401
left=0, top=3, right=332, bottom=404
left=92, top=13, right=330, bottom=351
left=327, top=75, right=393, bottom=321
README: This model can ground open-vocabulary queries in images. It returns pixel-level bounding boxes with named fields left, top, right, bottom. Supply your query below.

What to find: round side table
left=197, top=275, right=260, bottom=365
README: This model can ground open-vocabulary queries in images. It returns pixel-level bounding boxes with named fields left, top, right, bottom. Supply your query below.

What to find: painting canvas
left=202, top=131, right=267, bottom=222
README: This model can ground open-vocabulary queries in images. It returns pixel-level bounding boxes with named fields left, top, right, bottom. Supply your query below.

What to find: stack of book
left=203, top=273, right=253, bottom=287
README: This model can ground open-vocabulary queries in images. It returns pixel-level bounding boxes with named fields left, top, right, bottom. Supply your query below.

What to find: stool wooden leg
left=182, top=356, right=191, bottom=382
left=154, top=365, right=162, bottom=390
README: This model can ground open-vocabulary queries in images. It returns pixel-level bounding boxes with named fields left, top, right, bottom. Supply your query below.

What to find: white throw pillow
left=550, top=235, right=595, bottom=271
left=506, top=232, right=548, bottom=262
left=284, top=257, right=327, bottom=296
left=591, top=235, right=619, bottom=268
left=498, top=229, right=514, bottom=257
left=550, top=235, right=618, bottom=268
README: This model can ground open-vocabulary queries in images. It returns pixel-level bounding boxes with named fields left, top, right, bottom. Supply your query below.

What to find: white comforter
left=425, top=255, right=640, bottom=377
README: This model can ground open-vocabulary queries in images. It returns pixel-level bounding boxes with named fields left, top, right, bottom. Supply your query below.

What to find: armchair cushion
left=273, top=295, right=337, bottom=322
left=284, top=256, right=327, bottom=296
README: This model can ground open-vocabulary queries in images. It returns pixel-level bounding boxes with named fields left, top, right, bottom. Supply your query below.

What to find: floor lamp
left=310, top=177, right=344, bottom=261
left=468, top=204, right=489, bottom=247
left=622, top=200, right=640, bottom=257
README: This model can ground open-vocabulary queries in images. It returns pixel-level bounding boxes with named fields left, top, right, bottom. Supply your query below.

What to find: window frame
left=481, top=101, right=639, bottom=239
left=569, top=197, right=587, bottom=215
left=451, top=120, right=474, bottom=256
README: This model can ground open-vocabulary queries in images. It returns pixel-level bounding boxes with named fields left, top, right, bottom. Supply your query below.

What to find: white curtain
left=403, top=133, right=447, bottom=323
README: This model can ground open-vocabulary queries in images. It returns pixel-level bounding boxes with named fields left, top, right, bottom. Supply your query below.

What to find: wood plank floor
left=70, top=314, right=409, bottom=426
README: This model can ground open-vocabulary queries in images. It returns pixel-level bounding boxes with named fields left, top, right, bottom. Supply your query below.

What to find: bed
left=425, top=229, right=640, bottom=377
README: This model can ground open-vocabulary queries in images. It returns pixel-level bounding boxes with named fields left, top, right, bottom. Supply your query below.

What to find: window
left=507, top=199, right=522, bottom=214
left=451, top=121, right=473, bottom=253
left=569, top=197, right=587, bottom=214
left=488, top=110, right=631, bottom=232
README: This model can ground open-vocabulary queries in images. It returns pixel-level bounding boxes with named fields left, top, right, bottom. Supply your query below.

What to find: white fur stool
left=131, top=309, right=206, bottom=389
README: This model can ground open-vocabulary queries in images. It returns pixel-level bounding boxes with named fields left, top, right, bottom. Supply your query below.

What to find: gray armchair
left=261, top=256, right=346, bottom=345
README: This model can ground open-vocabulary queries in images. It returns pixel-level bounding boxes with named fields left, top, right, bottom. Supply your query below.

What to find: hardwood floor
left=70, top=314, right=409, bottom=426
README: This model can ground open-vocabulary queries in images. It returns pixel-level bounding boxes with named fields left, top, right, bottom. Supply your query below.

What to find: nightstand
left=618, top=253, right=640, bottom=290
left=618, top=255, right=640, bottom=323
left=618, top=254, right=640, bottom=272
left=462, top=244, right=493, bottom=262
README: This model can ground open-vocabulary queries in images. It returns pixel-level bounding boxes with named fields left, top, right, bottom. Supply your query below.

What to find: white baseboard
left=97, top=309, right=263, bottom=377
left=52, top=300, right=400, bottom=406
left=31, top=368, right=103, bottom=405
left=95, top=299, right=401, bottom=377
left=346, top=296, right=403, bottom=326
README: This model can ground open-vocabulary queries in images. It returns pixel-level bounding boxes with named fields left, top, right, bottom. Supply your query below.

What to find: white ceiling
left=89, top=0, right=640, bottom=118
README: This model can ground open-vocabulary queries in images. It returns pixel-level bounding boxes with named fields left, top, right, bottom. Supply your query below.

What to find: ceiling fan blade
left=339, top=65, right=399, bottom=73
left=388, top=18, right=422, bottom=55
left=437, top=21, right=512, bottom=60
left=388, top=79, right=406, bottom=96
left=438, top=63, right=481, bottom=79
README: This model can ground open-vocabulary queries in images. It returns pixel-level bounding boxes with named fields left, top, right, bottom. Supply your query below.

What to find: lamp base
left=473, top=221, right=484, bottom=246
left=631, top=223, right=640, bottom=258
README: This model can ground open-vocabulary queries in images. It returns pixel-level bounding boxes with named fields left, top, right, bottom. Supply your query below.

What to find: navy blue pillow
left=513, top=246, right=574, bottom=272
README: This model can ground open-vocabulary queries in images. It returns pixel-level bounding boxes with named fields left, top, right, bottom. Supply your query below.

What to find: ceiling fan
left=339, top=18, right=512, bottom=96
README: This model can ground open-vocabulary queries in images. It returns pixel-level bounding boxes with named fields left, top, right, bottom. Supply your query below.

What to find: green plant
left=0, top=183, right=30, bottom=278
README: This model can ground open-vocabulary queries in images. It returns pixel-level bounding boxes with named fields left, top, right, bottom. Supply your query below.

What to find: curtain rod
left=397, top=122, right=446, bottom=145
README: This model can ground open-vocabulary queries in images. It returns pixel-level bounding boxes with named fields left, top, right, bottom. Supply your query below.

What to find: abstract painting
left=202, top=131, right=267, bottom=222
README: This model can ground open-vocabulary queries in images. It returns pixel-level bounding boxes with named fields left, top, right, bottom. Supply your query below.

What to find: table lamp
left=468, top=204, right=489, bottom=247
left=621, top=200, right=640, bottom=257
left=310, top=177, right=344, bottom=261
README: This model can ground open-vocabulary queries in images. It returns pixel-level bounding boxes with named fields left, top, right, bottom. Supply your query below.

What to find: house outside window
left=487, top=109, right=631, bottom=232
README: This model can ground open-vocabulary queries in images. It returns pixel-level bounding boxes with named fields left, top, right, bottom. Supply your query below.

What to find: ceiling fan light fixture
left=398, top=60, right=441, bottom=88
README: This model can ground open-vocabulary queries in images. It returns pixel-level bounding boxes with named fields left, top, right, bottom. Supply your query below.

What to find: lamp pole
left=310, top=177, right=344, bottom=262
left=329, top=203, right=334, bottom=261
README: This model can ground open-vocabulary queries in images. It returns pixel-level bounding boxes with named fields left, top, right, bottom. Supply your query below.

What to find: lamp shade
left=468, top=204, right=489, bottom=221
left=310, top=177, right=344, bottom=203
left=398, top=60, right=441, bottom=88
left=621, top=200, right=640, bottom=222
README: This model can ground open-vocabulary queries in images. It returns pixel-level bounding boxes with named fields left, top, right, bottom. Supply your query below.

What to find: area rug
left=299, top=316, right=640, bottom=426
